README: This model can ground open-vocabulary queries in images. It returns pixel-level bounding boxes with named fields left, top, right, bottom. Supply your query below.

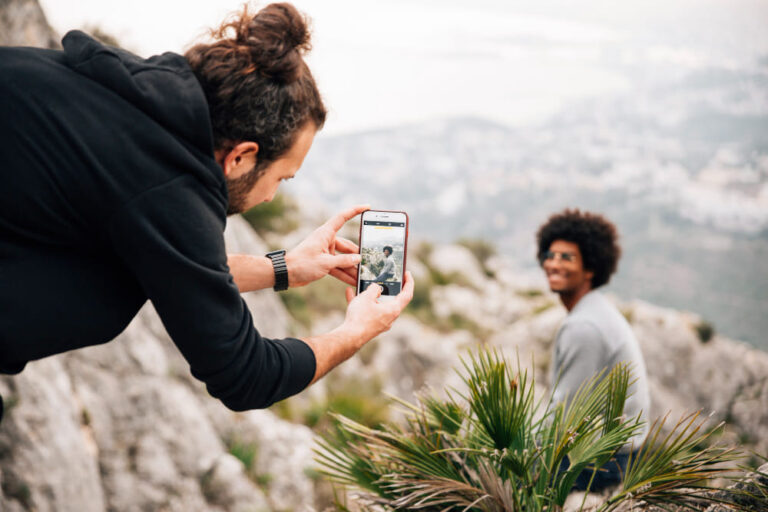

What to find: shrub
left=241, top=193, right=300, bottom=236
left=227, top=438, right=258, bottom=478
left=279, top=289, right=312, bottom=330
left=303, top=374, right=390, bottom=431
left=316, top=348, right=747, bottom=511
left=276, top=373, right=390, bottom=433
left=695, top=320, right=715, bottom=343
left=532, top=301, right=555, bottom=315
left=278, top=276, right=348, bottom=332
left=517, top=289, right=544, bottom=298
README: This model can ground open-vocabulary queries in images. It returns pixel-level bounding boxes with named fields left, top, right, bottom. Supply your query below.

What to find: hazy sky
left=39, top=0, right=768, bottom=135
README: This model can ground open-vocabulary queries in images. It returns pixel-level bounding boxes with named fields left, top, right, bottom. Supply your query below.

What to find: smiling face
left=541, top=239, right=594, bottom=299
left=220, top=122, right=316, bottom=214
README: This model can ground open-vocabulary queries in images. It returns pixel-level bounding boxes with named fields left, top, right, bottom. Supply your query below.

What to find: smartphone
left=357, top=210, right=409, bottom=299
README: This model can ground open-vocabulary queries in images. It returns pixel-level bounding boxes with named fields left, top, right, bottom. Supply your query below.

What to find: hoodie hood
left=62, top=30, right=214, bottom=157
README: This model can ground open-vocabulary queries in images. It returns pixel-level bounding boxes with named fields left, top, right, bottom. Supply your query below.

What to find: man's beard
left=226, top=165, right=263, bottom=215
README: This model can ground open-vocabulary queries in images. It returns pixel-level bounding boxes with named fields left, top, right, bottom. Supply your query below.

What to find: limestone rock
left=223, top=410, right=318, bottom=512
left=358, top=315, right=472, bottom=403
left=0, top=214, right=313, bottom=510
left=0, top=358, right=105, bottom=512
left=428, top=244, right=489, bottom=287
left=0, top=0, right=58, bottom=48
left=200, top=453, right=270, bottom=512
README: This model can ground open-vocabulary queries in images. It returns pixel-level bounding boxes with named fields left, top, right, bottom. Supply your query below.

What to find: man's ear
left=221, top=141, right=259, bottom=179
left=585, top=269, right=595, bottom=284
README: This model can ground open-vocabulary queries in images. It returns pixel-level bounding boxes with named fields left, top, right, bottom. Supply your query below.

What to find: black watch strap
left=266, top=250, right=289, bottom=291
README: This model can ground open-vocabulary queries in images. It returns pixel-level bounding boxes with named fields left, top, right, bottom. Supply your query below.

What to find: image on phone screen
left=357, top=211, right=408, bottom=297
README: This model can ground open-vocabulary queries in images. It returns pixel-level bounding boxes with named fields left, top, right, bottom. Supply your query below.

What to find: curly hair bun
left=219, top=2, right=311, bottom=84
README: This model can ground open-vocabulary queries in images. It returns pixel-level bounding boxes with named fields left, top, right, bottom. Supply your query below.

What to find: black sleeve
left=108, top=175, right=316, bottom=410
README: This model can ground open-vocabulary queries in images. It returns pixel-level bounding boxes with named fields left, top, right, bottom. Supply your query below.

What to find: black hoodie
left=0, top=32, right=316, bottom=410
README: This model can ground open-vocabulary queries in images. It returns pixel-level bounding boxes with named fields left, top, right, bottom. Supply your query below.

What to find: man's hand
left=285, top=205, right=369, bottom=288
left=341, top=271, right=415, bottom=344
left=303, top=271, right=415, bottom=384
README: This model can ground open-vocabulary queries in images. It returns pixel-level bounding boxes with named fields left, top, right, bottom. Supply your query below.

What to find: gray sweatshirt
left=376, top=255, right=396, bottom=281
left=550, top=290, right=650, bottom=451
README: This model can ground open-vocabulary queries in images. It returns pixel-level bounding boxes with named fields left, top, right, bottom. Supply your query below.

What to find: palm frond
left=314, top=346, right=748, bottom=512
left=601, top=412, right=744, bottom=510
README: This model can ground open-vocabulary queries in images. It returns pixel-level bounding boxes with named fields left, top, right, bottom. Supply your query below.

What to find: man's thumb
left=362, top=283, right=382, bottom=299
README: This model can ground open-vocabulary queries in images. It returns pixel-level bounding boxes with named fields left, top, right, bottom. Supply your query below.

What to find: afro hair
left=535, top=209, right=621, bottom=288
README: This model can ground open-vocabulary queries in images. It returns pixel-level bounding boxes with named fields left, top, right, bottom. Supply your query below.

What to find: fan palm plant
left=316, top=348, right=753, bottom=511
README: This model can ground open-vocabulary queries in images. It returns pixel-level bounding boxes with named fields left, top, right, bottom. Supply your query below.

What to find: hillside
left=2, top=212, right=767, bottom=510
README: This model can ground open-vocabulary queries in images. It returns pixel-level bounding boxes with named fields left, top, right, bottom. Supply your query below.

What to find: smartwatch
left=266, top=250, right=289, bottom=291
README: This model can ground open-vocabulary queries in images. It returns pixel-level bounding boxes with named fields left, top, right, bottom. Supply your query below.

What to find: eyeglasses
left=539, top=250, right=577, bottom=265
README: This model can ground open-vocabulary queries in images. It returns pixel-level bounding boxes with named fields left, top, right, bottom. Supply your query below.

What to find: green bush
left=516, top=288, right=544, bottom=298
left=241, top=193, right=300, bottom=236
left=695, top=320, right=715, bottom=343
left=274, top=373, right=391, bottom=434
left=279, top=289, right=312, bottom=330
left=316, top=348, right=747, bottom=511
left=278, top=277, right=349, bottom=332
left=227, top=438, right=258, bottom=476
left=532, top=301, right=555, bottom=315
left=303, top=374, right=390, bottom=431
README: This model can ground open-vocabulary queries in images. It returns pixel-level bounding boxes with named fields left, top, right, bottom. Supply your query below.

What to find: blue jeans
left=559, top=451, right=632, bottom=492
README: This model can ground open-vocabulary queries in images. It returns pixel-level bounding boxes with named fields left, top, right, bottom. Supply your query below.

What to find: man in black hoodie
left=0, top=4, right=413, bottom=422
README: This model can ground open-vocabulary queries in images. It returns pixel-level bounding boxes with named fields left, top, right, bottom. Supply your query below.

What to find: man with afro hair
left=536, top=209, right=650, bottom=491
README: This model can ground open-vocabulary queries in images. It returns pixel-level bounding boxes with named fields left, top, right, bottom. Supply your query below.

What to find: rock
left=200, top=454, right=270, bottom=512
left=224, top=215, right=293, bottom=338
left=630, top=300, right=768, bottom=455
left=368, top=315, right=475, bottom=403
left=0, top=0, right=58, bottom=48
left=0, top=210, right=317, bottom=510
left=490, top=303, right=565, bottom=383
left=707, top=462, right=768, bottom=512
left=428, top=244, right=489, bottom=287
left=406, top=257, right=430, bottom=283
left=563, top=490, right=604, bottom=511
left=0, top=358, right=105, bottom=512
left=223, top=410, right=318, bottom=512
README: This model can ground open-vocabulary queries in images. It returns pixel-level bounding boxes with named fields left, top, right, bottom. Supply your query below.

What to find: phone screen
left=357, top=211, right=408, bottom=297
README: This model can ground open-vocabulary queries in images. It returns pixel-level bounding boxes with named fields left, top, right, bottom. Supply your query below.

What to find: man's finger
left=330, top=268, right=357, bottom=287
left=361, top=282, right=382, bottom=300
left=396, top=271, right=415, bottom=310
left=322, top=204, right=370, bottom=233
left=345, top=286, right=355, bottom=304
left=334, top=237, right=359, bottom=254
left=332, top=253, right=361, bottom=269
left=333, top=264, right=358, bottom=282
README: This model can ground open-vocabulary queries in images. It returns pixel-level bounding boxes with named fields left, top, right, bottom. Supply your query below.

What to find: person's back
left=0, top=33, right=224, bottom=373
